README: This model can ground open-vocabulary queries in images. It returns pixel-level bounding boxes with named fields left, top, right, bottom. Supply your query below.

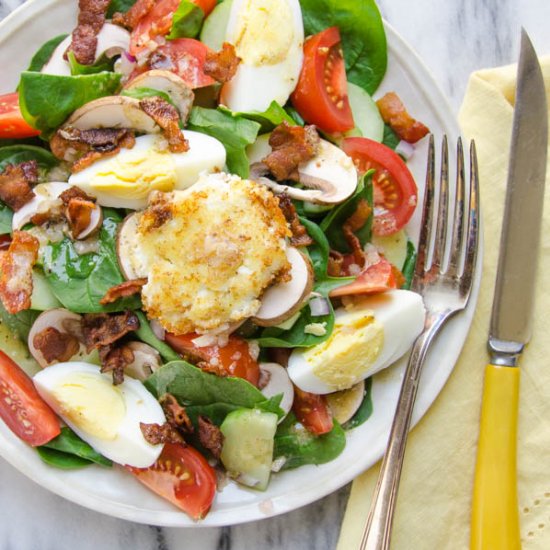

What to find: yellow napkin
left=337, top=57, right=550, bottom=550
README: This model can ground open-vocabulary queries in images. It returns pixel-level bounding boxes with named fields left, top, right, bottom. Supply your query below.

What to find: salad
left=0, top=0, right=431, bottom=520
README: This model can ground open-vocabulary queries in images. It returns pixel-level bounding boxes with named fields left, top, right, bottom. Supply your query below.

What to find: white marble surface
left=1, top=1, right=550, bottom=549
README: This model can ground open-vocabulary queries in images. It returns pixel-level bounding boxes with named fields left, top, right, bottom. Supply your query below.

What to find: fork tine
left=415, top=135, right=436, bottom=276
left=432, top=136, right=449, bottom=270
left=447, top=138, right=465, bottom=277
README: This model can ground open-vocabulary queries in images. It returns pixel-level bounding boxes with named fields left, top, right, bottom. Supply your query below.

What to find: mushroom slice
left=65, top=96, right=160, bottom=134
left=28, top=308, right=84, bottom=368
left=42, top=23, right=130, bottom=76
left=259, top=362, right=294, bottom=420
left=124, top=70, right=195, bottom=122
left=325, top=381, right=366, bottom=425
left=248, top=135, right=358, bottom=205
left=12, top=182, right=71, bottom=231
left=70, top=202, right=104, bottom=240
left=253, top=247, right=313, bottom=327
left=124, top=342, right=162, bottom=381
left=116, top=212, right=147, bottom=281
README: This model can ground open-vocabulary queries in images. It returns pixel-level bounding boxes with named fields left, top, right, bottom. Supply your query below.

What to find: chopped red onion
left=396, top=140, right=415, bottom=160
left=309, top=296, right=331, bottom=316
left=124, top=51, right=136, bottom=63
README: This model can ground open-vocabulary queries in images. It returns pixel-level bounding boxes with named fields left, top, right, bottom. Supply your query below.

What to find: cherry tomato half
left=342, top=137, right=418, bottom=236
left=0, top=350, right=60, bottom=446
left=127, top=443, right=216, bottom=520
left=291, top=27, right=354, bottom=134
left=165, top=333, right=260, bottom=386
left=0, top=93, right=40, bottom=139
left=292, top=387, right=333, bottom=435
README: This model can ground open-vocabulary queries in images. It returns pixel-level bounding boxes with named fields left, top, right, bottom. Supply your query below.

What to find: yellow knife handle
left=470, top=364, right=520, bottom=550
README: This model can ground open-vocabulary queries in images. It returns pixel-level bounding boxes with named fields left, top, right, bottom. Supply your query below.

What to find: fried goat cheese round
left=119, top=172, right=291, bottom=334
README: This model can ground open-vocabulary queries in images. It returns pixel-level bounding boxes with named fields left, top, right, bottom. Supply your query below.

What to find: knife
left=470, top=30, right=548, bottom=550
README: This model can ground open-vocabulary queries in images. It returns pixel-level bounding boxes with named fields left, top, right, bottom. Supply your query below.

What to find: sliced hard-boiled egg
left=220, top=0, right=304, bottom=112
left=33, top=362, right=166, bottom=468
left=287, top=290, right=426, bottom=394
left=68, top=132, right=226, bottom=209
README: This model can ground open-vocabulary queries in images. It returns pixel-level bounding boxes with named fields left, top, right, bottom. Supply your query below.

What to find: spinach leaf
left=0, top=145, right=59, bottom=173
left=382, top=123, right=400, bottom=151
left=121, top=87, right=174, bottom=106
left=38, top=427, right=112, bottom=468
left=144, top=361, right=283, bottom=426
left=284, top=106, right=305, bottom=127
left=273, top=413, right=346, bottom=469
left=168, top=1, right=205, bottom=39
left=134, top=310, right=181, bottom=363
left=320, top=173, right=373, bottom=253
left=188, top=107, right=261, bottom=178
left=67, top=52, right=115, bottom=76
left=42, top=210, right=141, bottom=313
left=220, top=101, right=296, bottom=133
left=401, top=240, right=416, bottom=290
left=0, top=302, right=39, bottom=341
left=0, top=203, right=12, bottom=234
left=343, top=378, right=373, bottom=429
left=18, top=71, right=122, bottom=136
left=27, top=34, right=68, bottom=72
left=299, top=0, right=387, bottom=95
left=107, top=0, right=137, bottom=18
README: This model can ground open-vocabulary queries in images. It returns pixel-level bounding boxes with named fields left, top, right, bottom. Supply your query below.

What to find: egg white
left=34, top=362, right=166, bottom=468
left=287, top=290, right=426, bottom=394
left=69, top=132, right=226, bottom=210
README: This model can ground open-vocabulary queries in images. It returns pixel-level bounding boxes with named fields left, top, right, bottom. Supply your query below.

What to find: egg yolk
left=233, top=0, right=294, bottom=66
left=305, top=311, right=384, bottom=391
left=51, top=373, right=126, bottom=440
left=90, top=147, right=177, bottom=199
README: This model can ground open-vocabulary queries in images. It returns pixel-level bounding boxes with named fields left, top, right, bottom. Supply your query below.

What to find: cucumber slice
left=220, top=408, right=278, bottom=491
left=371, top=229, right=408, bottom=270
left=31, top=270, right=62, bottom=311
left=200, top=0, right=233, bottom=51
left=346, top=82, right=384, bottom=142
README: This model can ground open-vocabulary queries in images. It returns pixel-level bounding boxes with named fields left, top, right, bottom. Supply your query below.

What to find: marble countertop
left=1, top=1, right=550, bottom=549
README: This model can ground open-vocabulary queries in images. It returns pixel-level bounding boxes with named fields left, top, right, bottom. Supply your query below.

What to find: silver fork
left=358, top=135, right=480, bottom=550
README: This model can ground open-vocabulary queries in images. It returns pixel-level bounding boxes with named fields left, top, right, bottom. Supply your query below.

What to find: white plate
left=0, top=0, right=481, bottom=527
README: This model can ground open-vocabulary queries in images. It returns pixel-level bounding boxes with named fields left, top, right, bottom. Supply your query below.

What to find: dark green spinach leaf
left=343, top=378, right=373, bottom=429
left=37, top=447, right=94, bottom=469
left=0, top=302, right=39, bottom=341
left=0, top=145, right=59, bottom=173
left=220, top=101, right=296, bottom=133
left=67, top=52, right=115, bottom=76
left=27, top=34, right=68, bottom=72
left=121, top=87, right=174, bottom=106
left=0, top=203, right=12, bottom=234
left=168, top=0, right=205, bottom=39
left=134, top=311, right=181, bottom=363
left=107, top=0, right=137, bottom=18
left=401, top=240, right=416, bottom=290
left=382, top=123, right=400, bottom=151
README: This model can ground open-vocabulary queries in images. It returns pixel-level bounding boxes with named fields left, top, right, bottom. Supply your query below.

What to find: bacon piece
left=139, top=97, right=189, bottom=153
left=160, top=394, right=194, bottom=433
left=327, top=251, right=344, bottom=277
left=32, top=327, right=80, bottom=364
left=59, top=185, right=96, bottom=205
left=198, top=416, right=224, bottom=460
left=0, top=161, right=38, bottom=212
left=277, top=193, right=314, bottom=247
left=99, top=343, right=134, bottom=385
left=342, top=199, right=372, bottom=268
left=100, top=278, right=147, bottom=305
left=204, top=42, right=241, bottom=83
left=66, top=198, right=97, bottom=239
left=376, top=92, right=430, bottom=144
left=0, top=231, right=39, bottom=314
left=140, top=422, right=185, bottom=445
left=69, top=0, right=111, bottom=65
left=0, top=235, right=11, bottom=251
left=264, top=122, right=320, bottom=181
left=112, top=0, right=155, bottom=30
left=81, top=311, right=140, bottom=352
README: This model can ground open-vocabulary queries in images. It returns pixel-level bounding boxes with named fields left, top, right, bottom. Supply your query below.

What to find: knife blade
left=470, top=30, right=548, bottom=550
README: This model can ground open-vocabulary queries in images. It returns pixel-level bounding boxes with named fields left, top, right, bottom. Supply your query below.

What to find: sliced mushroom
left=65, top=96, right=160, bottom=134
left=248, top=135, right=358, bottom=205
left=73, top=204, right=103, bottom=240
left=12, top=182, right=71, bottom=231
left=259, top=362, right=294, bottom=420
left=42, top=23, right=131, bottom=76
left=123, top=342, right=162, bottom=381
left=124, top=70, right=195, bottom=122
left=28, top=308, right=84, bottom=368
left=116, top=211, right=147, bottom=280
left=325, top=381, right=366, bottom=425
left=253, top=247, right=314, bottom=327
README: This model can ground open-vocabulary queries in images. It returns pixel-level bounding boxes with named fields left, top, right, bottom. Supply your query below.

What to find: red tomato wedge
left=342, top=137, right=418, bottom=236
left=0, top=93, right=40, bottom=139
left=292, top=387, right=333, bottom=435
left=291, top=27, right=354, bottom=134
left=0, top=350, right=60, bottom=446
left=130, top=38, right=216, bottom=89
left=165, top=333, right=260, bottom=386
left=192, top=0, right=216, bottom=16
left=329, top=257, right=399, bottom=297
left=127, top=443, right=216, bottom=520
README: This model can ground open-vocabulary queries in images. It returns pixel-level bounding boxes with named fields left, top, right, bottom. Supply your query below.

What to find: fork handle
left=359, top=325, right=437, bottom=550
left=470, top=365, right=520, bottom=550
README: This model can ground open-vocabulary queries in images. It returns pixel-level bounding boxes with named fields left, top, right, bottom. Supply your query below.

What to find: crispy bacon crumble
left=204, top=42, right=241, bottom=83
